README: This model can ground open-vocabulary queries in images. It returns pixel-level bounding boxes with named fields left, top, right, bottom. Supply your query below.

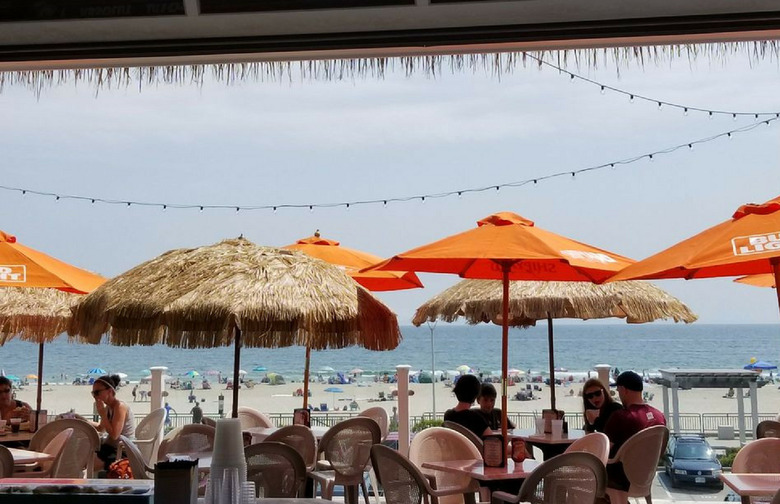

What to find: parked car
left=664, top=435, right=723, bottom=489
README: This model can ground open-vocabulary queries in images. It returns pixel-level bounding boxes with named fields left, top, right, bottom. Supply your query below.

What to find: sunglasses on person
left=584, top=389, right=603, bottom=400
left=91, top=388, right=109, bottom=397
left=0, top=388, right=11, bottom=394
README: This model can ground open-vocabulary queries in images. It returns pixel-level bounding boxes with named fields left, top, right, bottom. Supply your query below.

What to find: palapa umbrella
left=69, top=237, right=401, bottom=418
left=369, top=211, right=634, bottom=438
left=610, top=195, right=780, bottom=319
left=284, top=230, right=422, bottom=407
left=413, top=279, right=697, bottom=410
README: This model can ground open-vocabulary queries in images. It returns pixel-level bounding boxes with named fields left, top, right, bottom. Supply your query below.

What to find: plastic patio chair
left=605, top=425, right=669, bottom=504
left=732, top=438, right=780, bottom=473
left=28, top=418, right=100, bottom=478
left=756, top=420, right=780, bottom=439
left=359, top=407, right=389, bottom=441
left=264, top=424, right=318, bottom=471
left=409, top=427, right=481, bottom=504
left=134, top=408, right=166, bottom=464
left=201, top=416, right=217, bottom=428
left=443, top=421, right=484, bottom=451
left=120, top=435, right=155, bottom=479
left=157, top=424, right=216, bottom=462
left=245, top=441, right=307, bottom=498
left=22, top=428, right=74, bottom=478
left=0, top=445, right=13, bottom=478
left=564, top=432, right=610, bottom=466
left=371, top=444, right=484, bottom=504
left=492, top=452, right=606, bottom=504
left=237, top=407, right=274, bottom=429
left=772, top=487, right=780, bottom=504
left=308, top=417, right=381, bottom=504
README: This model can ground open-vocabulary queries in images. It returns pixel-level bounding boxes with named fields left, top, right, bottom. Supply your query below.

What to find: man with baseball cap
left=603, top=370, right=666, bottom=493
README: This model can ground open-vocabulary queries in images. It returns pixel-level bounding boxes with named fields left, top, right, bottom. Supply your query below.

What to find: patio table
left=9, top=447, right=54, bottom=466
left=0, top=430, right=35, bottom=446
left=245, top=425, right=328, bottom=444
left=421, top=458, right=541, bottom=482
left=511, top=429, right=586, bottom=460
left=719, top=473, right=780, bottom=504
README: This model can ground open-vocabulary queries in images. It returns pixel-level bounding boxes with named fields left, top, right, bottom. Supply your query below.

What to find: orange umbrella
left=610, top=195, right=780, bottom=316
left=735, top=274, right=776, bottom=288
left=284, top=231, right=422, bottom=407
left=368, top=211, right=634, bottom=438
left=0, top=230, right=105, bottom=294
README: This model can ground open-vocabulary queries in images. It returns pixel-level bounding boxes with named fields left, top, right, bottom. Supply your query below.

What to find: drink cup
left=534, top=418, right=545, bottom=435
left=10, top=418, right=21, bottom=433
left=551, top=419, right=563, bottom=439
left=0, top=420, right=6, bottom=431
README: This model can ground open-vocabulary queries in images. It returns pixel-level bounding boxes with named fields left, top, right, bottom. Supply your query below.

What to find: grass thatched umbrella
left=0, top=287, right=82, bottom=426
left=413, top=279, right=697, bottom=410
left=69, top=237, right=402, bottom=418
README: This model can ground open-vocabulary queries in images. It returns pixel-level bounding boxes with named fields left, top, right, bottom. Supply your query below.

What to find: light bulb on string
left=648, top=154, right=654, bottom=162
left=163, top=205, right=167, bottom=212
left=733, top=114, right=737, bottom=121
left=688, top=143, right=693, bottom=150
left=709, top=112, right=713, bottom=119
left=345, top=203, right=350, bottom=211
left=309, top=205, right=313, bottom=213
left=629, top=95, right=634, bottom=103
left=199, top=206, right=204, bottom=213
left=683, top=108, right=688, bottom=116
left=421, top=196, right=425, bottom=204
left=657, top=102, right=663, bottom=111
left=235, top=207, right=240, bottom=214
left=600, top=86, right=605, bottom=95
left=273, top=206, right=277, bottom=214
left=457, top=192, right=462, bottom=199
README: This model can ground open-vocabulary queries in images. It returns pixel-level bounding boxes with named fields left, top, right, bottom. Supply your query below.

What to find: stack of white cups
left=206, top=418, right=248, bottom=504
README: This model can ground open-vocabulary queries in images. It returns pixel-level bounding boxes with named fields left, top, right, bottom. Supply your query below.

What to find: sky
left=1, top=50, right=780, bottom=325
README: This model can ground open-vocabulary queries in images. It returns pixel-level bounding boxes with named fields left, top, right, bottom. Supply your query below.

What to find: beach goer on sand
left=444, top=374, right=492, bottom=438
left=603, top=371, right=666, bottom=492
left=91, top=374, right=135, bottom=471
left=582, top=378, right=623, bottom=433
left=191, top=402, right=203, bottom=424
left=0, top=376, right=31, bottom=421
left=474, top=383, right=515, bottom=430
left=131, top=385, right=138, bottom=402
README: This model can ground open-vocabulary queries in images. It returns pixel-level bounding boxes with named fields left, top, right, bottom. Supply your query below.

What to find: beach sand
left=11, top=377, right=780, bottom=422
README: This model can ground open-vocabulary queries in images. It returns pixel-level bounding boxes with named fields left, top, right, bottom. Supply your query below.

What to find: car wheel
left=669, top=475, right=678, bottom=488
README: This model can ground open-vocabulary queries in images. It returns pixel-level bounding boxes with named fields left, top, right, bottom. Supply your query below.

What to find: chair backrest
left=244, top=441, right=306, bottom=498
left=120, top=435, right=154, bottom=479
left=442, top=421, right=484, bottom=451
left=0, top=445, right=13, bottom=478
left=157, top=424, right=216, bottom=462
left=371, top=444, right=435, bottom=504
left=359, top=407, right=389, bottom=441
left=135, top=408, right=166, bottom=463
left=518, top=452, right=606, bottom=504
left=565, top=432, right=610, bottom=466
left=264, top=424, right=317, bottom=470
left=772, top=487, right=780, bottom=504
left=43, top=428, right=75, bottom=477
left=409, top=427, right=481, bottom=504
left=757, top=420, right=780, bottom=439
left=201, top=417, right=217, bottom=428
left=317, top=417, right=381, bottom=483
left=611, top=425, right=669, bottom=497
left=732, top=438, right=780, bottom=473
left=237, top=407, right=274, bottom=429
left=29, top=418, right=101, bottom=477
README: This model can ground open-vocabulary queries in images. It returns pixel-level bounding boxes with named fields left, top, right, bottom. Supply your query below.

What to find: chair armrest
left=490, top=490, right=522, bottom=504
left=424, top=473, right=437, bottom=489
left=607, top=457, right=617, bottom=465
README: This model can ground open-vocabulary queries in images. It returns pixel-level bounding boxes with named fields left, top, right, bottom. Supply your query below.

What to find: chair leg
left=645, top=494, right=652, bottom=504
left=368, top=467, right=381, bottom=504
left=361, top=480, right=371, bottom=504
left=605, top=488, right=629, bottom=504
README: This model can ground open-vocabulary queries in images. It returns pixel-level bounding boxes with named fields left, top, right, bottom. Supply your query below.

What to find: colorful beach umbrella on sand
left=370, top=211, right=635, bottom=438
left=86, top=368, right=106, bottom=375
left=284, top=231, right=422, bottom=407
left=252, top=366, right=267, bottom=372
left=184, top=370, right=200, bottom=378
left=744, top=360, right=778, bottom=371
left=69, top=238, right=401, bottom=418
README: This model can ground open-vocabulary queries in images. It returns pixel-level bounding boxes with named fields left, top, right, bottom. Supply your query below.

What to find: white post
left=736, top=387, right=746, bottom=445
left=150, top=366, right=168, bottom=413
left=671, top=382, right=680, bottom=435
left=661, top=384, right=670, bottom=421
left=749, top=381, right=759, bottom=437
left=396, top=365, right=411, bottom=456
left=594, top=364, right=611, bottom=389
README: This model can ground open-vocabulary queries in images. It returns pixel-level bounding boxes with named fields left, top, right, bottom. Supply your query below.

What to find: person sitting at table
left=582, top=377, right=622, bottom=433
left=0, top=376, right=31, bottom=421
left=444, top=374, right=491, bottom=438
left=91, top=374, right=135, bottom=473
left=474, top=383, right=515, bottom=430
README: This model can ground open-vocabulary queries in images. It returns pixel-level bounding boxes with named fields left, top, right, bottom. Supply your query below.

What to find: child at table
left=474, top=383, right=516, bottom=431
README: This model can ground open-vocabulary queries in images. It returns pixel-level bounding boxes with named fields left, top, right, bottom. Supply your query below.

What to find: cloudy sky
left=2, top=50, right=779, bottom=324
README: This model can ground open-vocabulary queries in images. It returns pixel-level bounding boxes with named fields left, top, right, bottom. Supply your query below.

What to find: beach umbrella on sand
left=86, top=367, right=107, bottom=375
left=184, top=370, right=200, bottom=378
left=252, top=366, right=267, bottom=372
left=611, top=195, right=780, bottom=320
left=413, top=279, right=696, bottom=410
left=69, top=237, right=401, bottom=418
left=284, top=230, right=422, bottom=407
left=744, top=360, right=778, bottom=371
left=369, top=211, right=634, bottom=438
left=324, top=386, right=344, bottom=409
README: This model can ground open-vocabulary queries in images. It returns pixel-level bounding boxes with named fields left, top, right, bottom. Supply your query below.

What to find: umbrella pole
left=500, top=263, right=510, bottom=440
left=35, top=342, right=44, bottom=431
left=232, top=326, right=241, bottom=418
left=772, top=259, right=780, bottom=323
left=303, top=346, right=311, bottom=409
left=547, top=313, right=556, bottom=411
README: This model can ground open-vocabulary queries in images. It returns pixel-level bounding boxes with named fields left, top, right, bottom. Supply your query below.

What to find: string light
left=4, top=119, right=775, bottom=213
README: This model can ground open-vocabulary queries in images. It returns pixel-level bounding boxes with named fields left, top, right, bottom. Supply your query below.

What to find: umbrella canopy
left=3, top=374, right=20, bottom=381
left=610, top=195, right=780, bottom=317
left=184, top=370, right=200, bottom=378
left=744, top=360, right=778, bottom=370
left=252, top=366, right=267, bottom=372
left=87, top=368, right=106, bottom=375
left=0, top=287, right=79, bottom=345
left=69, top=237, right=401, bottom=417
left=735, top=274, right=776, bottom=288
left=413, top=278, right=696, bottom=410
left=284, top=231, right=423, bottom=292
left=25, top=374, right=38, bottom=380
left=0, top=230, right=105, bottom=294
left=371, top=211, right=635, bottom=438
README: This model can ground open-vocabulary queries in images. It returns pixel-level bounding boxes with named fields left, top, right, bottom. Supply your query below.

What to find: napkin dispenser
left=155, top=459, right=198, bottom=504
left=541, top=409, right=564, bottom=433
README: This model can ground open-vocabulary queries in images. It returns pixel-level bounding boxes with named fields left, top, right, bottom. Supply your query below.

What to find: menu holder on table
left=541, top=409, right=564, bottom=434
left=482, top=434, right=505, bottom=468
left=293, top=408, right=311, bottom=427
left=155, top=459, right=198, bottom=504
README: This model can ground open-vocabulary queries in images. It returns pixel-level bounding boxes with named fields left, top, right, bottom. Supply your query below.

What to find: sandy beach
left=11, top=377, right=780, bottom=422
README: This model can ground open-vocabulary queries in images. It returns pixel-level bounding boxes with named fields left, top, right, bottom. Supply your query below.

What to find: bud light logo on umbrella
left=0, top=265, right=25, bottom=282
left=732, top=232, right=780, bottom=256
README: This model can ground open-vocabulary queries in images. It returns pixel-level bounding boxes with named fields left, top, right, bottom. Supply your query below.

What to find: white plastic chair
left=732, top=438, right=780, bottom=473
left=120, top=435, right=155, bottom=479
left=0, top=445, right=13, bottom=478
left=564, top=432, right=610, bottom=466
left=264, top=424, right=318, bottom=471
left=23, top=428, right=74, bottom=478
left=134, top=408, right=166, bottom=464
left=28, top=419, right=100, bottom=478
left=157, top=424, right=216, bottom=462
left=605, top=425, right=669, bottom=504
left=358, top=407, right=389, bottom=441
left=237, top=407, right=274, bottom=429
left=409, top=427, right=481, bottom=504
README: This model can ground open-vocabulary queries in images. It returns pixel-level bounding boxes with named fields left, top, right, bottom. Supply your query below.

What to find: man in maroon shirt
left=603, top=370, right=666, bottom=491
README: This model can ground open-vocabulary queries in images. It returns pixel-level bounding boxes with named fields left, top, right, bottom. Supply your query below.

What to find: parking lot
left=652, top=471, right=733, bottom=502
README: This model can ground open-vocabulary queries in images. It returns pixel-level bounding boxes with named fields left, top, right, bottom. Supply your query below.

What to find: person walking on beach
left=191, top=402, right=203, bottom=424
left=131, top=385, right=138, bottom=402
left=582, top=378, right=622, bottom=433
left=444, top=374, right=491, bottom=438
left=474, top=383, right=515, bottom=430
left=91, top=374, right=135, bottom=472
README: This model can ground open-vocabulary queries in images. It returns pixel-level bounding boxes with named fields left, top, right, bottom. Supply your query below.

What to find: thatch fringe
left=2, top=41, right=779, bottom=95
left=69, top=238, right=402, bottom=351
left=0, top=287, right=80, bottom=344
left=412, top=279, right=697, bottom=327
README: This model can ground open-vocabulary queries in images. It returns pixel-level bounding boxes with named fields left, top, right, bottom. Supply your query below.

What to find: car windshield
left=676, top=443, right=712, bottom=460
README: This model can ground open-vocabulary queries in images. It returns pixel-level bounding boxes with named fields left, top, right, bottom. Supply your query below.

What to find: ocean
left=0, top=323, right=777, bottom=382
